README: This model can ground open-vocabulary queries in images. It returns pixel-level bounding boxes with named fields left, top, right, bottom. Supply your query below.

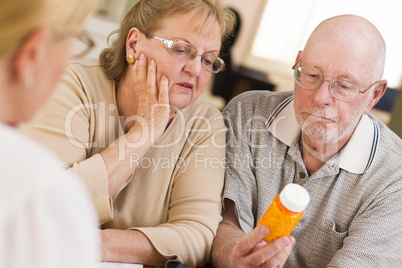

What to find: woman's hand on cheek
left=128, top=53, right=170, bottom=145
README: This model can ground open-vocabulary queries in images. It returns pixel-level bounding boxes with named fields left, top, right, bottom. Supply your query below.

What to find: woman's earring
left=126, top=55, right=135, bottom=64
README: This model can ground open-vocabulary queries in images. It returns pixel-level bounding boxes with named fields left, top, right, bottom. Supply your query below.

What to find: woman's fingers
left=141, top=54, right=168, bottom=105
left=137, top=53, right=147, bottom=88
left=159, top=75, right=169, bottom=105
left=146, top=59, right=158, bottom=101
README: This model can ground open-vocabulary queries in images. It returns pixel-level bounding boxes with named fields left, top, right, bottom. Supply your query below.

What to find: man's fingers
left=255, top=236, right=295, bottom=267
left=234, top=232, right=295, bottom=268
left=233, top=225, right=269, bottom=259
left=274, top=236, right=295, bottom=267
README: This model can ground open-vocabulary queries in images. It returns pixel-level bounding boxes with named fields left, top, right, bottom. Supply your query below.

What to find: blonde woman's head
left=0, top=0, right=99, bottom=124
left=100, top=0, right=236, bottom=81
left=0, top=0, right=100, bottom=59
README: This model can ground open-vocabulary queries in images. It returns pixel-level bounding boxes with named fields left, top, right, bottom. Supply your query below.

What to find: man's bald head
left=303, top=14, right=386, bottom=80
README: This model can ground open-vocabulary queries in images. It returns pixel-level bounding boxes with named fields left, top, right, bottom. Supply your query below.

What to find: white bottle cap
left=279, top=183, right=310, bottom=212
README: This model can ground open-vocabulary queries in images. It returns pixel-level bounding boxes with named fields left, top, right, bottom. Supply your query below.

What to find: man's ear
left=364, top=80, right=388, bottom=114
left=126, top=27, right=142, bottom=57
left=13, top=27, right=52, bottom=86
left=295, top=50, right=303, bottom=65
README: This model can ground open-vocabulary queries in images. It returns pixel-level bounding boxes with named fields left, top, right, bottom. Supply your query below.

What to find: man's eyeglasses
left=292, top=59, right=378, bottom=102
left=71, top=31, right=95, bottom=59
left=152, top=35, right=225, bottom=73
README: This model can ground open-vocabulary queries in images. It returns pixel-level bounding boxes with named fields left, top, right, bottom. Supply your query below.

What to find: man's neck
left=301, top=134, right=349, bottom=175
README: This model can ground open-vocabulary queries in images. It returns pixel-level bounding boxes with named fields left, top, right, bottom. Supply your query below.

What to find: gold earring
left=126, top=55, right=135, bottom=64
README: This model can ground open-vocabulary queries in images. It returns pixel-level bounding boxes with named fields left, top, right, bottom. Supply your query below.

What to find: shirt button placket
left=294, top=170, right=308, bottom=185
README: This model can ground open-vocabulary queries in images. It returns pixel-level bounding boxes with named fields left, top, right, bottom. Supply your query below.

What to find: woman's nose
left=183, top=55, right=203, bottom=76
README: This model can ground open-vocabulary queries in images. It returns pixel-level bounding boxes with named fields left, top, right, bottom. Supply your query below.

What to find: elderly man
left=211, top=15, right=402, bottom=267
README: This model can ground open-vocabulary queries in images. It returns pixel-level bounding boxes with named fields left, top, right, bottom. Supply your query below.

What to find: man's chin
left=303, top=126, right=339, bottom=143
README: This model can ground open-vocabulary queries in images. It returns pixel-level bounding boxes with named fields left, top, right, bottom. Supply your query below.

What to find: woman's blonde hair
left=0, top=0, right=100, bottom=59
left=100, top=0, right=236, bottom=81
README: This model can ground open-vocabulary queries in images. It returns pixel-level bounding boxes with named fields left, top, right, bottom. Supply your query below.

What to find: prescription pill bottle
left=257, top=183, right=310, bottom=243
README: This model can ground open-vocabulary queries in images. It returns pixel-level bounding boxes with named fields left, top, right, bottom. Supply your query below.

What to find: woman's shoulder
left=59, top=58, right=115, bottom=103
left=65, top=58, right=109, bottom=84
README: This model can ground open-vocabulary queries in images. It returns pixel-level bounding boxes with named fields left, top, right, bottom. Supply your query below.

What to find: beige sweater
left=21, top=59, right=226, bottom=266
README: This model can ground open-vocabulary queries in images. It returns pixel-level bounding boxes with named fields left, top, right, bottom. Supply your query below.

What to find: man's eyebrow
left=310, top=65, right=358, bottom=83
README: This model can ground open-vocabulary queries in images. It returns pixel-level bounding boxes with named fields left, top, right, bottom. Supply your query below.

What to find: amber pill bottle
left=257, top=183, right=310, bottom=243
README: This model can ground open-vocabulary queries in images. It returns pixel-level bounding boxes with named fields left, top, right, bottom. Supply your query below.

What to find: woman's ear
left=13, top=27, right=51, bottom=87
left=126, top=27, right=142, bottom=57
left=364, top=79, right=388, bottom=114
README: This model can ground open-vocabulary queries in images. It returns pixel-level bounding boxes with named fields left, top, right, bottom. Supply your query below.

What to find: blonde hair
left=100, top=0, right=236, bottom=81
left=0, top=0, right=100, bottom=59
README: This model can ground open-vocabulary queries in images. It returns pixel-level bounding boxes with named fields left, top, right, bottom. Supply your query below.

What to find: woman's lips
left=176, top=83, right=194, bottom=92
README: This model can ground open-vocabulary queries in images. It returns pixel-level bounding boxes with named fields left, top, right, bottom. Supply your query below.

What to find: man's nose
left=311, top=79, right=335, bottom=106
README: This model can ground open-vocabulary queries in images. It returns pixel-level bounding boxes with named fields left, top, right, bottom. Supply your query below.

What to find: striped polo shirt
left=223, top=90, right=402, bottom=267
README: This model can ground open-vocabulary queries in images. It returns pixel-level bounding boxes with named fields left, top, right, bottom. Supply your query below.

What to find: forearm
left=101, top=55, right=170, bottom=198
left=211, top=220, right=245, bottom=268
left=101, top=229, right=166, bottom=266
left=100, top=130, right=151, bottom=197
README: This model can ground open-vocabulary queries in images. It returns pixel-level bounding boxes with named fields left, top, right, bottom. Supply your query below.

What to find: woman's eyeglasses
left=152, top=35, right=225, bottom=74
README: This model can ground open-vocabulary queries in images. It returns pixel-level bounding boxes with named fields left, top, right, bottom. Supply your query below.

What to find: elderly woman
left=22, top=0, right=235, bottom=266
left=0, top=0, right=99, bottom=267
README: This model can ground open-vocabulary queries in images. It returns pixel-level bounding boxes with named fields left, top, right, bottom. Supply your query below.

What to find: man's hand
left=232, top=225, right=295, bottom=268
left=212, top=199, right=295, bottom=268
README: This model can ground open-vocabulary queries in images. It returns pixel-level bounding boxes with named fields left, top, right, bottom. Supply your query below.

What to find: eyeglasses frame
left=151, top=35, right=225, bottom=73
left=292, top=59, right=379, bottom=102
left=72, top=31, right=95, bottom=59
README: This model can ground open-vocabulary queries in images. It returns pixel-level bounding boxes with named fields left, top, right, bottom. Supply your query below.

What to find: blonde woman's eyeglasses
left=71, top=31, right=95, bottom=59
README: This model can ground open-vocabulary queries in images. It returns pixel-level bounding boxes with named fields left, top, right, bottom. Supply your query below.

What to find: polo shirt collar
left=265, top=96, right=380, bottom=174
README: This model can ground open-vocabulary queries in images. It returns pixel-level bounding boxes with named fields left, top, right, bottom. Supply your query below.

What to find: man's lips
left=304, top=112, right=337, bottom=123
